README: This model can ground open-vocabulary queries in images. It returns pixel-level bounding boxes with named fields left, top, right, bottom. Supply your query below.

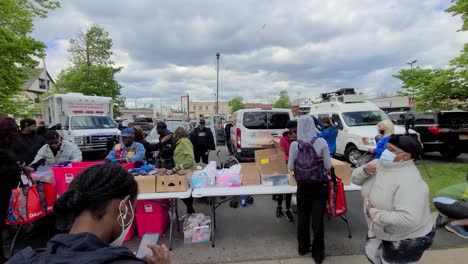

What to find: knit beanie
left=388, top=134, right=422, bottom=160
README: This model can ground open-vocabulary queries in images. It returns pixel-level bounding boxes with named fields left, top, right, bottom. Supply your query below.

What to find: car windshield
left=243, top=112, right=290, bottom=129
left=71, top=116, right=116, bottom=129
left=342, top=111, right=387, bottom=127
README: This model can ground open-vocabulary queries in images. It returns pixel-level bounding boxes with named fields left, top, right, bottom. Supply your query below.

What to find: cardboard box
left=254, top=147, right=289, bottom=185
left=135, top=175, right=157, bottom=194
left=331, top=158, right=351, bottom=185
left=157, top=170, right=191, bottom=192
left=241, top=162, right=261, bottom=186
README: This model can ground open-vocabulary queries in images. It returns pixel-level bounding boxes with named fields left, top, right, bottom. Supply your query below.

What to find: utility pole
left=216, top=52, right=220, bottom=114
left=187, top=93, right=190, bottom=120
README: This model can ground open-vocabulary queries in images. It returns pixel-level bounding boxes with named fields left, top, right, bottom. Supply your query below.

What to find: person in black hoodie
left=0, top=117, right=22, bottom=263
left=152, top=122, right=176, bottom=169
left=7, top=163, right=170, bottom=264
left=190, top=119, right=215, bottom=164
left=12, top=118, right=45, bottom=165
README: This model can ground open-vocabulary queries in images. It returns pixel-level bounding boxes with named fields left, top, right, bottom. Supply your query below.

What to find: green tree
left=228, top=96, right=245, bottom=113
left=55, top=25, right=124, bottom=117
left=0, top=0, right=60, bottom=116
left=273, top=90, right=292, bottom=109
left=393, top=1, right=468, bottom=112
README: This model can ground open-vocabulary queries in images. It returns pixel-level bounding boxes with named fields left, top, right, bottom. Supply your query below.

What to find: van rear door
left=241, top=111, right=290, bottom=148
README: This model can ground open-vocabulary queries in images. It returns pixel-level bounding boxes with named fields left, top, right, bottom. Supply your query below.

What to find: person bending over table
left=172, top=127, right=197, bottom=221
left=433, top=173, right=468, bottom=239
left=288, top=115, right=331, bottom=264
left=7, top=163, right=170, bottom=264
left=352, top=135, right=434, bottom=264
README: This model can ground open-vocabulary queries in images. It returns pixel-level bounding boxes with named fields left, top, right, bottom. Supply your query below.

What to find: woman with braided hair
left=7, top=163, right=170, bottom=264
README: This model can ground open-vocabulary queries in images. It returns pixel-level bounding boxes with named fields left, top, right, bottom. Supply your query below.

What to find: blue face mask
left=380, top=149, right=396, bottom=164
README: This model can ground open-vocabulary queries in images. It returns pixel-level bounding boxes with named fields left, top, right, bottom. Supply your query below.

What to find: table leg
left=339, top=213, right=352, bottom=238
left=175, top=199, right=180, bottom=232
left=211, top=196, right=216, bottom=247
left=168, top=198, right=176, bottom=251
left=9, top=224, right=23, bottom=257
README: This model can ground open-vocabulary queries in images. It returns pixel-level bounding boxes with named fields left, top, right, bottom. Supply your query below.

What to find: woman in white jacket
left=352, top=135, right=434, bottom=264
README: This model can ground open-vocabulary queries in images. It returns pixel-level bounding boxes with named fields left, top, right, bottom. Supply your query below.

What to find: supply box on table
left=331, top=159, right=351, bottom=185
left=240, top=162, right=261, bottom=186
left=254, top=146, right=289, bottom=186
left=156, top=170, right=191, bottom=192
left=135, top=175, right=157, bottom=194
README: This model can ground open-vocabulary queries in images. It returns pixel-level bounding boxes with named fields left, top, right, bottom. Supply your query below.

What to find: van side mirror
left=336, top=124, right=343, bottom=130
left=55, top=123, right=62, bottom=130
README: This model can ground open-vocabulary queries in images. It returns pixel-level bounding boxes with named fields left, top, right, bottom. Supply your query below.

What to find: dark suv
left=388, top=111, right=468, bottom=158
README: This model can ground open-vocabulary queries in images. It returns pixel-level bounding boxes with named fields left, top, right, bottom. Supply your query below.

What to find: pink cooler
left=124, top=221, right=136, bottom=242
left=135, top=210, right=170, bottom=238
left=53, top=161, right=135, bottom=195
left=136, top=200, right=171, bottom=214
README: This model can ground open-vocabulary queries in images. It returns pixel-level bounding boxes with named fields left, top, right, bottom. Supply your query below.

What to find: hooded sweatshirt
left=288, top=116, right=332, bottom=171
left=351, top=160, right=433, bottom=241
left=6, top=233, right=145, bottom=264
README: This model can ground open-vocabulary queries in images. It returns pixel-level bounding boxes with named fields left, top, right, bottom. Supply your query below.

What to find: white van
left=303, top=90, right=414, bottom=165
left=230, top=108, right=294, bottom=161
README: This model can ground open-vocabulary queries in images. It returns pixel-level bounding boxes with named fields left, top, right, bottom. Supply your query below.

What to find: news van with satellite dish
left=301, top=88, right=415, bottom=165
left=42, top=93, right=120, bottom=154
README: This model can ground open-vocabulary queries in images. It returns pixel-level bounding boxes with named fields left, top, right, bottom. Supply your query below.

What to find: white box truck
left=42, top=93, right=120, bottom=153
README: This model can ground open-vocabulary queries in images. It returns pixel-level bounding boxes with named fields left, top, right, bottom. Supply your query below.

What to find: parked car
left=388, top=110, right=468, bottom=158
left=146, top=121, right=193, bottom=144
left=128, top=117, right=155, bottom=134
left=230, top=108, right=294, bottom=162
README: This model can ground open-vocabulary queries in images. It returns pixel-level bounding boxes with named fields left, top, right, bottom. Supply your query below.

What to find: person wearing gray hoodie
left=288, top=116, right=332, bottom=264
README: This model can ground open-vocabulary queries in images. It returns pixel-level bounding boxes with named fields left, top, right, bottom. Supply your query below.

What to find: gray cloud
left=32, top=0, right=468, bottom=108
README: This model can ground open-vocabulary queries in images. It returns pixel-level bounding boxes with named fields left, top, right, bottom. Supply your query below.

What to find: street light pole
left=216, top=52, right=220, bottom=114
left=406, top=60, right=417, bottom=69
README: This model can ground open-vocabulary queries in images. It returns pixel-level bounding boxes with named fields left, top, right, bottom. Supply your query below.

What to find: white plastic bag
left=191, top=161, right=217, bottom=187
left=216, top=164, right=242, bottom=187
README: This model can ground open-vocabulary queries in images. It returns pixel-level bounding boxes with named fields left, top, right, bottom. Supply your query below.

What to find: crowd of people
left=1, top=114, right=466, bottom=264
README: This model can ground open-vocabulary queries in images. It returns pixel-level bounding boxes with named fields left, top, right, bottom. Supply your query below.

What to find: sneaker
left=445, top=223, right=468, bottom=239
left=434, top=214, right=444, bottom=228
left=276, top=206, right=284, bottom=218
left=178, top=214, right=190, bottom=222
left=285, top=209, right=294, bottom=222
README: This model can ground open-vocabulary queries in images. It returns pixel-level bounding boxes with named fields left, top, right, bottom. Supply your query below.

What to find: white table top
left=192, top=183, right=361, bottom=198
left=137, top=187, right=193, bottom=200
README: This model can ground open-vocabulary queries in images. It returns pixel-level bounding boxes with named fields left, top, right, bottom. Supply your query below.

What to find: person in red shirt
left=276, top=120, right=297, bottom=221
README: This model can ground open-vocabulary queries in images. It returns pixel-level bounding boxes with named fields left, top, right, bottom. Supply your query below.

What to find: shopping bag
left=6, top=185, right=47, bottom=225
left=37, top=182, right=57, bottom=213
left=326, top=170, right=347, bottom=217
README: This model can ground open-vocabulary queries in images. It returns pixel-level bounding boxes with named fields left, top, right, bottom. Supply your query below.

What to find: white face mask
left=109, top=199, right=134, bottom=247
left=380, top=149, right=396, bottom=164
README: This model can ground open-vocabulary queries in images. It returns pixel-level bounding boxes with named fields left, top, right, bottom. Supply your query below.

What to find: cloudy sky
left=32, top=0, right=467, bottom=108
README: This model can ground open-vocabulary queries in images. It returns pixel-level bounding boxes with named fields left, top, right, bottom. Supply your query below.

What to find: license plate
left=460, top=134, right=468, bottom=140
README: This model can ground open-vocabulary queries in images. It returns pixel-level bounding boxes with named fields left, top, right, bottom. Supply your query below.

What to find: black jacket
left=0, top=149, right=20, bottom=230
left=7, top=233, right=145, bottom=264
left=150, top=130, right=176, bottom=168
left=190, top=127, right=215, bottom=150
left=12, top=133, right=45, bottom=165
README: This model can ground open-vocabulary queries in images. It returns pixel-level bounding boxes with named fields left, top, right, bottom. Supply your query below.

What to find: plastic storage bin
left=124, top=221, right=136, bottom=242
left=53, top=162, right=135, bottom=195
left=135, top=200, right=171, bottom=214
left=135, top=210, right=170, bottom=238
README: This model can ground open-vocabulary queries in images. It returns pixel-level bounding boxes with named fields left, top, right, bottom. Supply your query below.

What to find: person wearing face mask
left=12, top=118, right=46, bottom=165
left=30, top=130, right=82, bottom=166
left=152, top=122, right=176, bottom=169
left=106, top=128, right=146, bottom=168
left=6, top=163, right=170, bottom=264
left=172, top=127, right=197, bottom=221
left=190, top=119, right=215, bottom=164
left=352, top=135, right=434, bottom=264
left=368, top=120, right=394, bottom=159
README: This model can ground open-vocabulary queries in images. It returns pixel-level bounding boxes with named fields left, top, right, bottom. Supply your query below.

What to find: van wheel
left=345, top=145, right=361, bottom=166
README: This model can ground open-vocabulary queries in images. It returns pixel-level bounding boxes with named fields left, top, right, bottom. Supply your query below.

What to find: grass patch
left=417, top=163, right=468, bottom=211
